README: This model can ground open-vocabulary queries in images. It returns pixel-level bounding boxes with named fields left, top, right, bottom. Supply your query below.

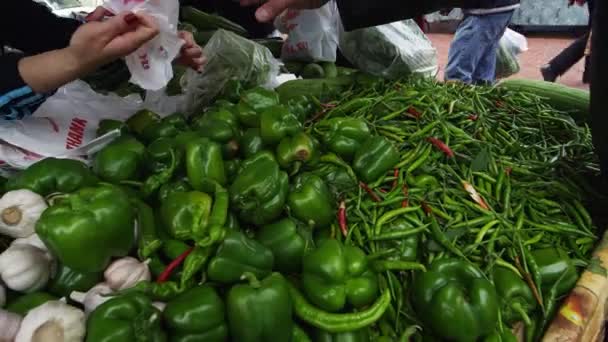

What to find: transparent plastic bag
left=182, top=30, right=281, bottom=107
left=495, top=28, right=528, bottom=79
left=339, top=19, right=438, bottom=79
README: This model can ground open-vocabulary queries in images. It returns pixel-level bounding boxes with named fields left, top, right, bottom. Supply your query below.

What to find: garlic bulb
left=104, top=257, right=151, bottom=291
left=0, top=284, right=5, bottom=307
left=12, top=233, right=49, bottom=254
left=0, top=190, right=47, bottom=238
left=0, top=309, right=22, bottom=341
left=0, top=244, right=52, bottom=292
left=15, top=301, right=85, bottom=342
left=70, top=283, right=113, bottom=316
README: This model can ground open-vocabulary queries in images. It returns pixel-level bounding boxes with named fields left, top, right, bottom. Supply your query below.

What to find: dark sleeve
left=336, top=0, right=471, bottom=31
left=0, top=0, right=81, bottom=54
left=0, top=53, right=49, bottom=120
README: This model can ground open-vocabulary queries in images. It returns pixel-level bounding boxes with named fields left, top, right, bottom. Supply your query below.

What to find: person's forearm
left=17, top=48, right=89, bottom=93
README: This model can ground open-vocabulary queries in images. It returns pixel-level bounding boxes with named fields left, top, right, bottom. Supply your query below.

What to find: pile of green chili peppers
left=0, top=76, right=601, bottom=342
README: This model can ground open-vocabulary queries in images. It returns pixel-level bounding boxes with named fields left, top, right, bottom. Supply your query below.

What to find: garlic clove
left=0, top=309, right=22, bottom=342
left=0, top=244, right=51, bottom=293
left=12, top=234, right=50, bottom=254
left=70, top=282, right=114, bottom=316
left=0, top=190, right=47, bottom=238
left=104, top=257, right=151, bottom=291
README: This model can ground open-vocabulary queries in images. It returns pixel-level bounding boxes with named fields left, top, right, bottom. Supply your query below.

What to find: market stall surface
left=428, top=33, right=589, bottom=90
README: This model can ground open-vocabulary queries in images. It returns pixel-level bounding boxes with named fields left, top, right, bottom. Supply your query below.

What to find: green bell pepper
left=484, top=329, right=518, bottom=342
left=126, top=109, right=161, bottom=136
left=378, top=219, right=420, bottom=262
left=97, top=119, right=129, bottom=137
left=220, top=79, right=243, bottom=103
left=133, top=198, right=162, bottom=260
left=163, top=285, right=228, bottom=342
left=207, top=230, right=274, bottom=284
left=185, top=137, right=226, bottom=192
left=6, top=158, right=98, bottom=196
left=5, top=292, right=57, bottom=315
left=158, top=179, right=191, bottom=203
left=222, top=138, right=241, bottom=160
left=302, top=239, right=379, bottom=312
left=311, top=162, right=358, bottom=195
left=260, top=105, right=302, bottom=146
left=239, top=128, right=264, bottom=158
left=229, top=152, right=289, bottom=226
left=93, top=136, right=146, bottom=182
left=315, top=328, right=370, bottom=342
left=86, top=293, right=166, bottom=342
left=47, top=263, right=102, bottom=297
left=531, top=248, right=579, bottom=296
left=288, top=173, right=334, bottom=229
left=352, top=136, right=400, bottom=183
left=493, top=267, right=536, bottom=326
left=145, top=137, right=183, bottom=174
left=286, top=95, right=315, bottom=122
left=225, top=159, right=241, bottom=183
left=141, top=113, right=188, bottom=143
left=320, top=118, right=371, bottom=161
left=192, top=108, right=240, bottom=143
left=36, top=185, right=135, bottom=272
left=411, top=258, right=499, bottom=342
left=227, top=272, right=294, bottom=341
left=160, top=191, right=212, bottom=241
left=226, top=212, right=240, bottom=231
left=257, top=218, right=307, bottom=273
left=236, top=86, right=280, bottom=127
left=276, top=132, right=320, bottom=170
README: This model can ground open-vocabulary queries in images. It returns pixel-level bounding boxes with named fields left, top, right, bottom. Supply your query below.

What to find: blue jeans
left=445, top=11, right=515, bottom=84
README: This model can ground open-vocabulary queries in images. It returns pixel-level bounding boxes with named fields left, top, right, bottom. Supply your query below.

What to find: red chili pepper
left=421, top=201, right=432, bottom=216
left=505, top=167, right=513, bottom=176
left=495, top=100, right=505, bottom=108
left=392, top=168, right=399, bottom=189
left=406, top=107, right=423, bottom=119
left=359, top=182, right=381, bottom=202
left=378, top=188, right=388, bottom=193
left=401, top=184, right=409, bottom=208
left=467, top=114, right=479, bottom=121
left=427, top=137, right=454, bottom=158
left=157, top=247, right=194, bottom=283
left=338, top=200, right=348, bottom=237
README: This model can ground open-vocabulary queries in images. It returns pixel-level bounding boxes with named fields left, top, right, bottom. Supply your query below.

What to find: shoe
left=583, top=56, right=591, bottom=84
left=541, top=64, right=558, bottom=82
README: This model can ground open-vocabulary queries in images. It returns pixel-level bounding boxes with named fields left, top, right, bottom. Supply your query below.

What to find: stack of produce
left=0, top=74, right=600, bottom=341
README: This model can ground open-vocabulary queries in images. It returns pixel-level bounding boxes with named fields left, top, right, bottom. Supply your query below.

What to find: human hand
left=239, top=0, right=328, bottom=23
left=68, top=11, right=159, bottom=72
left=175, top=31, right=206, bottom=72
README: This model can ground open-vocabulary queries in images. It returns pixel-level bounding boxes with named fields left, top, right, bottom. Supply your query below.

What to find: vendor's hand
left=240, top=0, right=328, bottom=23
left=68, top=11, right=159, bottom=71
left=175, top=31, right=206, bottom=72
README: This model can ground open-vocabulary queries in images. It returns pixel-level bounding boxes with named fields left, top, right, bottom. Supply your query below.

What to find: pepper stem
left=240, top=272, right=261, bottom=288
left=511, top=302, right=532, bottom=326
left=1, top=206, right=22, bottom=226
left=32, top=320, right=64, bottom=342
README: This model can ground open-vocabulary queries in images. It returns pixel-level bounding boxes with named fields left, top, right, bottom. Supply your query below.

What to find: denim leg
left=445, top=15, right=482, bottom=84
left=472, top=11, right=515, bottom=83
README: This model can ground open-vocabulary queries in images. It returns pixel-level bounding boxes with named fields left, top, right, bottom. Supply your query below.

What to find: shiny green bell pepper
left=6, top=158, right=97, bottom=196
left=315, top=328, right=370, bottom=342
left=192, top=108, right=240, bottom=143
left=220, top=79, right=243, bottom=103
left=227, top=272, right=294, bottom=342
left=5, top=292, right=57, bottom=315
left=160, top=191, right=212, bottom=241
left=276, top=132, right=320, bottom=169
left=185, top=137, right=226, bottom=193
left=352, top=136, right=400, bottom=183
left=260, top=105, right=302, bottom=146
left=93, top=136, right=146, bottom=183
left=239, top=128, right=264, bottom=158
left=311, top=162, right=358, bottom=195
left=97, top=119, right=129, bottom=137
left=146, top=137, right=183, bottom=174
left=288, top=173, right=334, bottom=229
left=493, top=267, right=536, bottom=326
left=47, top=263, right=102, bottom=297
left=163, top=285, right=228, bottom=342
left=320, top=117, right=371, bottom=161
left=141, top=113, right=188, bottom=143
left=236, top=86, right=280, bottom=127
left=207, top=230, right=274, bottom=284
left=257, top=218, right=307, bottom=273
left=229, top=152, right=289, bottom=226
left=126, top=109, right=161, bottom=135
left=484, top=329, right=518, bottom=342
left=302, top=239, right=379, bottom=312
left=532, top=248, right=579, bottom=296
left=378, top=219, right=420, bottom=262
left=225, top=159, right=241, bottom=183
left=157, top=179, right=191, bottom=203
left=411, top=258, right=499, bottom=342
left=36, top=185, right=135, bottom=272
left=286, top=95, right=315, bottom=122
left=86, top=293, right=166, bottom=342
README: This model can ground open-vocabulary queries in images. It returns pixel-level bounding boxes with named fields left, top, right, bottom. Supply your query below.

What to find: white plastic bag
left=275, top=2, right=340, bottom=62
left=495, top=28, right=528, bottom=79
left=339, top=20, right=438, bottom=79
left=102, top=0, right=183, bottom=90
left=0, top=81, right=142, bottom=171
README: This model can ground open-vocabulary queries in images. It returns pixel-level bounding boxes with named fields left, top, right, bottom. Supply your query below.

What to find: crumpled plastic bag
left=102, top=0, right=183, bottom=90
left=182, top=29, right=281, bottom=107
left=496, top=28, right=528, bottom=79
left=339, top=19, right=438, bottom=79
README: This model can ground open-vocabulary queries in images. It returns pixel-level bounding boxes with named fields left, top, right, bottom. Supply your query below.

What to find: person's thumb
left=255, top=0, right=291, bottom=22
left=85, top=6, right=112, bottom=22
